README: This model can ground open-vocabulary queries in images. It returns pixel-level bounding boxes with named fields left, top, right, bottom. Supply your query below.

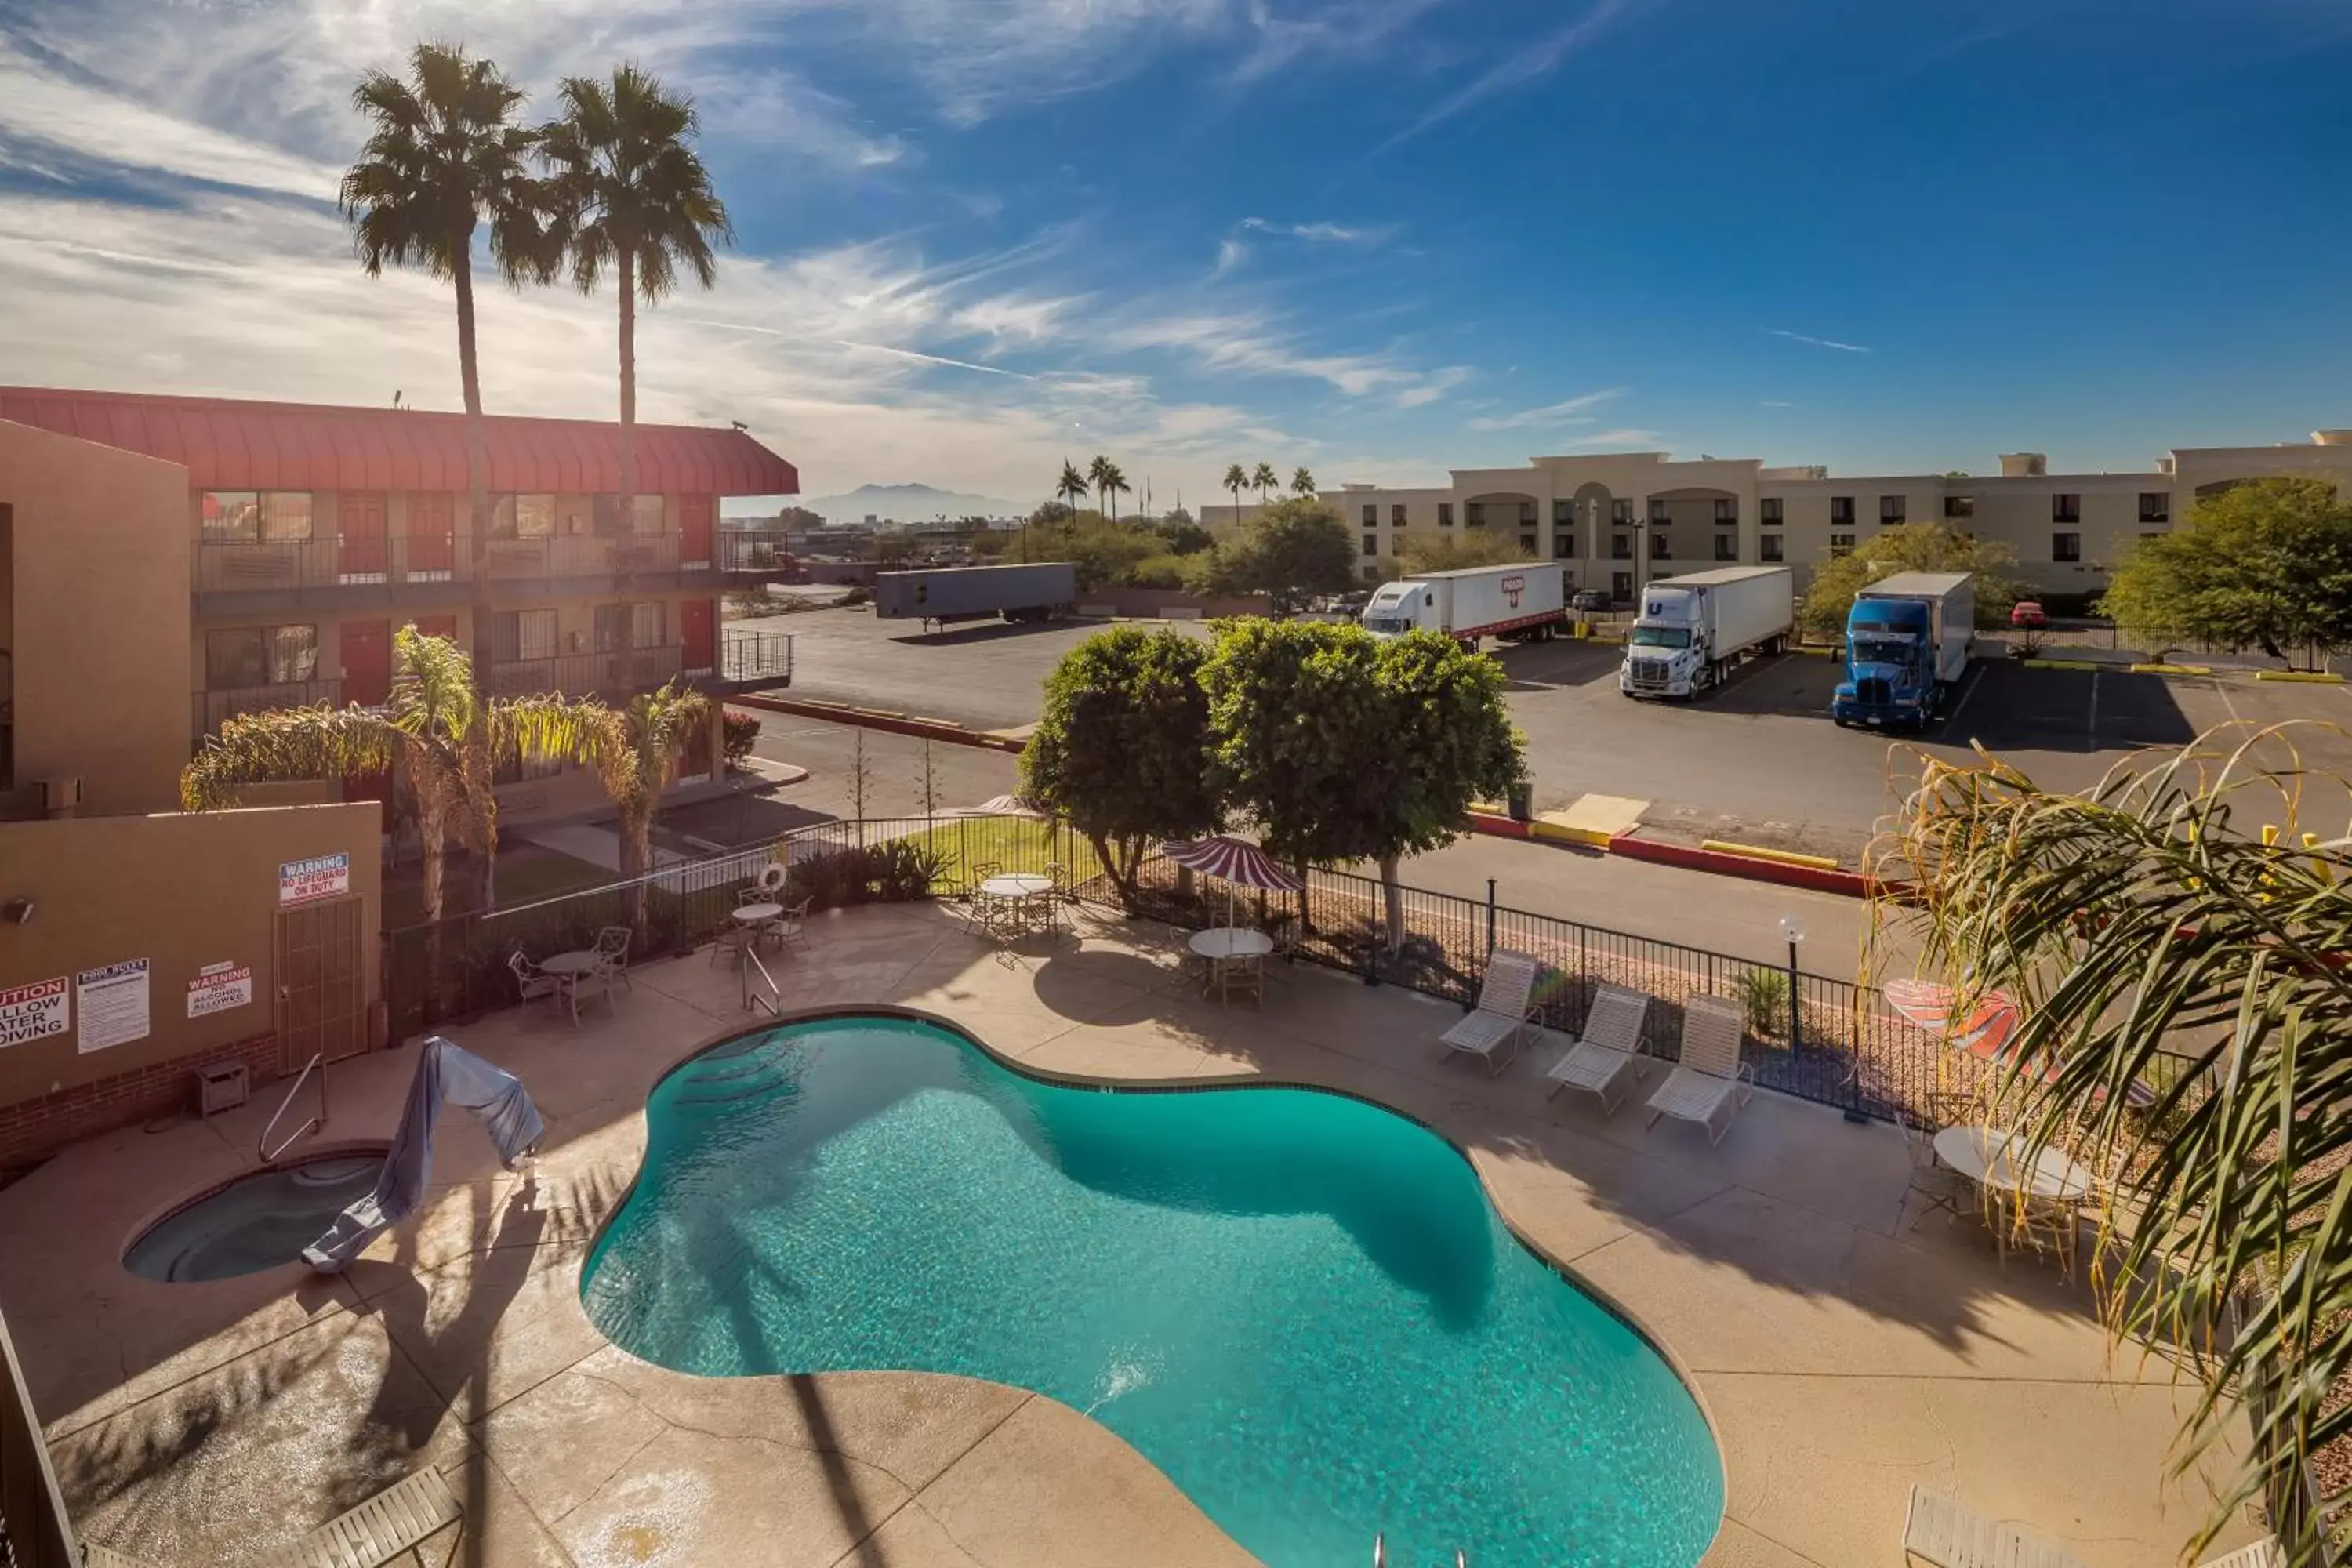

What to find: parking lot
left=742, top=604, right=2352, bottom=858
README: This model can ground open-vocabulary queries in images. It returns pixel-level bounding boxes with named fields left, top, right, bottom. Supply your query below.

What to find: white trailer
left=1618, top=565, right=1795, bottom=699
left=1359, top=564, right=1567, bottom=644
left=1859, top=572, right=1974, bottom=685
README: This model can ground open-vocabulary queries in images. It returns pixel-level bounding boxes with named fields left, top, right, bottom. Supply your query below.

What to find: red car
left=2010, top=601, right=2049, bottom=630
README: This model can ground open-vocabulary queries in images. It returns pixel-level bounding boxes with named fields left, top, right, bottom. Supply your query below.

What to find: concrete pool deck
left=1, top=902, right=2261, bottom=1568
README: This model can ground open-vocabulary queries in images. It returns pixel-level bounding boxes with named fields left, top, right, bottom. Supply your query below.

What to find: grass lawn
left=895, top=816, right=1108, bottom=891
left=383, top=844, right=618, bottom=928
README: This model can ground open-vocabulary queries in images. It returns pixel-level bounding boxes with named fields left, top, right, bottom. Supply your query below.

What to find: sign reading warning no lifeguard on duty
left=279, top=853, right=350, bottom=906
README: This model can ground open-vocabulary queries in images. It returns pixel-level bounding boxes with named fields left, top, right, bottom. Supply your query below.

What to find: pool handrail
left=742, top=948, right=782, bottom=1017
left=259, top=1051, right=328, bottom=1163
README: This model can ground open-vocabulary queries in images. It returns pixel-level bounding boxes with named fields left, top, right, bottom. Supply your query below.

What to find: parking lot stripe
left=1940, top=662, right=1986, bottom=734
left=2087, top=668, right=2100, bottom=742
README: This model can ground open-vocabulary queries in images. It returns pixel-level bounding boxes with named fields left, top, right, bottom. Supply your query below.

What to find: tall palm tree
left=1875, top=729, right=2352, bottom=1566
left=537, top=64, right=732, bottom=541
left=1055, top=459, right=1089, bottom=510
left=582, top=679, right=711, bottom=938
left=340, top=44, right=544, bottom=699
left=1223, top=463, right=1248, bottom=529
left=182, top=626, right=592, bottom=929
left=1087, top=454, right=1114, bottom=515
left=1290, top=466, right=1316, bottom=499
left=1251, top=461, right=1279, bottom=504
left=1102, top=462, right=1130, bottom=521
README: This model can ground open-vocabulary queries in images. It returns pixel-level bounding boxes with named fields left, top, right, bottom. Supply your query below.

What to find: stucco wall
left=0, top=419, right=191, bottom=814
left=0, top=802, right=382, bottom=1112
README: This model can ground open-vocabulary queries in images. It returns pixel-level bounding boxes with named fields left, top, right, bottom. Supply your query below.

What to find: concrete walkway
left=2, top=904, right=2254, bottom=1568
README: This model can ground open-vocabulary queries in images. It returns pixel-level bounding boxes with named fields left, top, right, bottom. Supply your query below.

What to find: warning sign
left=0, top=977, right=69, bottom=1048
left=279, top=853, right=350, bottom=906
left=187, top=961, right=254, bottom=1019
left=76, top=959, right=151, bottom=1054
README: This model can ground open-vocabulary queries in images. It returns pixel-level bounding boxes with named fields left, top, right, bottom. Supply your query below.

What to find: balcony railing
left=192, top=535, right=466, bottom=602
left=716, top=629, right=793, bottom=687
left=711, top=530, right=793, bottom=575
left=194, top=678, right=343, bottom=736
left=482, top=533, right=681, bottom=583
left=488, top=645, right=684, bottom=700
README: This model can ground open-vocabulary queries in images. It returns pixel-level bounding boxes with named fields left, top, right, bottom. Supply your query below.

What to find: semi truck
left=1359, top=564, right=1568, bottom=645
left=1828, top=571, right=1975, bottom=729
left=1617, top=565, right=1795, bottom=699
left=873, top=562, right=1078, bottom=630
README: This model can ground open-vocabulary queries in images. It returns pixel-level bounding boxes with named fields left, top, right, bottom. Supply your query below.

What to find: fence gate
left=276, top=896, right=365, bottom=1070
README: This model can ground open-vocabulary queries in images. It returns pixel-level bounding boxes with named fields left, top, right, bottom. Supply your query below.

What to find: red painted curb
left=1606, top=833, right=1878, bottom=898
left=1464, top=811, right=1532, bottom=839
left=728, top=694, right=1027, bottom=753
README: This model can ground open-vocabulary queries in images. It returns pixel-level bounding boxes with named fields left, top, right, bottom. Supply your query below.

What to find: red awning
left=0, top=385, right=798, bottom=497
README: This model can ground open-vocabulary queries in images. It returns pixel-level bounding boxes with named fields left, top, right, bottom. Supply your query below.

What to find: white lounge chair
left=89, top=1466, right=462, bottom=1568
left=1544, top=984, right=1652, bottom=1112
left=1902, top=1486, right=2089, bottom=1568
left=2197, top=1541, right=2285, bottom=1568
left=1643, top=995, right=1754, bottom=1145
left=1440, top=949, right=1542, bottom=1076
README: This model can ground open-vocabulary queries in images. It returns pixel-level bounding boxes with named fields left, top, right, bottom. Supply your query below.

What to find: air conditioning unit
left=41, top=776, right=82, bottom=814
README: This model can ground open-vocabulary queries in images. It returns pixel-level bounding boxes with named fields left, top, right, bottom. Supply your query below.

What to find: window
left=1553, top=499, right=1572, bottom=524
left=1610, top=534, right=1632, bottom=560
left=1651, top=535, right=1675, bottom=561
left=1362, top=504, right=1377, bottom=525
left=1610, top=498, right=1633, bottom=524
left=1829, top=532, right=1855, bottom=557
left=1879, top=495, right=1906, bottom=524
left=492, top=608, right=558, bottom=663
left=2053, top=493, right=2081, bottom=523
left=1760, top=497, right=1783, bottom=525
left=201, top=491, right=313, bottom=543
left=1362, top=533, right=1379, bottom=557
left=1465, top=502, right=1485, bottom=527
left=1392, top=503, right=1407, bottom=525
left=1519, top=500, right=1537, bottom=525
left=1830, top=495, right=1855, bottom=524
left=1759, top=535, right=1784, bottom=562
left=2140, top=492, right=2171, bottom=524
left=2053, top=532, right=2081, bottom=562
left=1437, top=502, right=1453, bottom=526
left=1714, top=535, right=1738, bottom=561
left=597, top=603, right=665, bottom=651
left=1713, top=498, right=1737, bottom=524
left=205, top=625, right=317, bottom=688
left=1944, top=495, right=1975, bottom=520
left=1553, top=534, right=1573, bottom=560
left=1648, top=499, right=1670, bottom=524
left=493, top=494, right=557, bottom=538
left=632, top=601, right=666, bottom=648
left=1611, top=572, right=1633, bottom=600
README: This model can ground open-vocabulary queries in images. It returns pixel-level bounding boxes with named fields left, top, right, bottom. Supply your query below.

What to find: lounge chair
left=1543, top=984, right=1652, bottom=1112
left=1643, top=996, right=1754, bottom=1145
left=89, top=1466, right=462, bottom=1568
left=2198, top=1541, right=2285, bottom=1568
left=1902, top=1486, right=2089, bottom=1568
left=1439, top=949, right=1542, bottom=1076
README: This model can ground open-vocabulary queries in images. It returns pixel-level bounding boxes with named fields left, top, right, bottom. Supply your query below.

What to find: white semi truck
left=1617, top=565, right=1795, bottom=699
left=1359, top=564, right=1568, bottom=645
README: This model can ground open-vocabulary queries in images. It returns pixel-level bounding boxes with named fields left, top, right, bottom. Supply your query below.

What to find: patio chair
left=1901, top=1112, right=1973, bottom=1230
left=593, top=926, right=634, bottom=993
left=1208, top=952, right=1265, bottom=1009
left=739, top=861, right=789, bottom=905
left=507, top=951, right=564, bottom=1018
left=1543, top=984, right=1652, bottom=1112
left=708, top=922, right=757, bottom=967
left=1439, top=949, right=1542, bottom=1076
left=1900, top=1485, right=2089, bottom=1568
left=763, top=897, right=811, bottom=953
left=1643, top=996, right=1754, bottom=1145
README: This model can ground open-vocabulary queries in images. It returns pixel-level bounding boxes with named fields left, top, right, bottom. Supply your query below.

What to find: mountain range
left=730, top=481, right=1029, bottom=526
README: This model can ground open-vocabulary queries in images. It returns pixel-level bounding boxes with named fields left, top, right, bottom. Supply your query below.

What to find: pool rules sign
left=76, top=960, right=151, bottom=1054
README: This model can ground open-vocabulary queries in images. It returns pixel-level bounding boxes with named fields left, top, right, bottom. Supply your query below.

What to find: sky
left=1, top=0, right=2347, bottom=511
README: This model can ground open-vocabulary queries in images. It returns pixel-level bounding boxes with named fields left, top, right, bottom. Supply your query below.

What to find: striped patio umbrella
left=1885, top=978, right=2154, bottom=1109
left=1160, top=836, right=1303, bottom=931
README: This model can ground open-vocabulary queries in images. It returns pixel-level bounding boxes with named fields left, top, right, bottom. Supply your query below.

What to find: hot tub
left=122, top=1146, right=388, bottom=1283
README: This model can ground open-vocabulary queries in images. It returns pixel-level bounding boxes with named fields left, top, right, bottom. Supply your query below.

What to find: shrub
left=840, top=585, right=873, bottom=605
left=1125, top=552, right=1190, bottom=590
left=785, top=840, right=947, bottom=911
left=1735, top=968, right=1791, bottom=1036
left=722, top=710, right=760, bottom=767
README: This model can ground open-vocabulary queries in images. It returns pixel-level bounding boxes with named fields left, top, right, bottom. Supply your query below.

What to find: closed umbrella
left=1160, top=835, right=1302, bottom=931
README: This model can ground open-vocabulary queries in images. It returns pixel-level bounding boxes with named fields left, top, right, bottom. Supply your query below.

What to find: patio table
left=539, top=950, right=601, bottom=1027
left=1933, top=1126, right=2094, bottom=1201
left=979, top=873, right=1056, bottom=935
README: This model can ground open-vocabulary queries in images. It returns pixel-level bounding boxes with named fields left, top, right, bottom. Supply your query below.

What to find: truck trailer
left=872, top=562, right=1078, bottom=630
left=1829, top=571, right=1975, bottom=729
left=1617, top=566, right=1795, bottom=699
left=1360, top=564, right=1567, bottom=645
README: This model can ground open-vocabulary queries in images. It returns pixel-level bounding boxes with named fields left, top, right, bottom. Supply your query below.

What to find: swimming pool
left=583, top=1014, right=1722, bottom=1567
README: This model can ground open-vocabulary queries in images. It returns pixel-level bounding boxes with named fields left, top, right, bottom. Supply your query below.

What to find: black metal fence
left=0, top=1304, right=78, bottom=1568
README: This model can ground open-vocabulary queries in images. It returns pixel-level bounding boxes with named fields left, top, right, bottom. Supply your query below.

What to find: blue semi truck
left=1828, top=571, right=1974, bottom=729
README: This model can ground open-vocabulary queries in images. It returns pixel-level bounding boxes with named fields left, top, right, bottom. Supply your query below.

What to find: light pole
left=1778, top=916, right=1805, bottom=1056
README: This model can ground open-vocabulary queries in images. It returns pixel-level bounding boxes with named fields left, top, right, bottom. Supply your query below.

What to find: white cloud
left=1213, top=238, right=1248, bottom=277
left=1766, top=328, right=1872, bottom=354
left=1558, top=428, right=1666, bottom=448
left=1382, top=0, right=1642, bottom=150
left=1760, top=398, right=1796, bottom=408
left=949, top=294, right=1086, bottom=344
left=1232, top=0, right=1446, bottom=82
left=1392, top=365, right=1472, bottom=409
left=1239, top=216, right=1393, bottom=245
left=1465, top=387, right=1627, bottom=430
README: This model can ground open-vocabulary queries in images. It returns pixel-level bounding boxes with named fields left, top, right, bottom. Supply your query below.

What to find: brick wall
left=0, top=1033, right=280, bottom=1174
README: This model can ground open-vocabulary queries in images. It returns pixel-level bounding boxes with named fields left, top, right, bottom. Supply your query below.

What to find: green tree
left=1223, top=463, right=1249, bottom=529
left=1876, top=732, right=2352, bottom=1567
left=1202, top=620, right=1521, bottom=950
left=1290, top=466, right=1316, bottom=499
left=181, top=626, right=592, bottom=929
left=580, top=679, right=710, bottom=938
left=1191, top=497, right=1356, bottom=613
left=1021, top=628, right=1222, bottom=910
left=1056, top=459, right=1090, bottom=510
left=1087, top=454, right=1115, bottom=514
left=1395, top=530, right=1532, bottom=574
left=537, top=64, right=731, bottom=549
left=1154, top=516, right=1214, bottom=556
left=1101, top=460, right=1131, bottom=521
left=1797, top=522, right=2021, bottom=636
left=1251, top=461, right=1279, bottom=503
left=1007, top=511, right=1156, bottom=589
left=2100, top=477, right=2352, bottom=668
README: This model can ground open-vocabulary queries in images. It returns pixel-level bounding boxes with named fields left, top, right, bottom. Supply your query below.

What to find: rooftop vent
left=2314, top=430, right=2352, bottom=447
left=1999, top=452, right=2048, bottom=477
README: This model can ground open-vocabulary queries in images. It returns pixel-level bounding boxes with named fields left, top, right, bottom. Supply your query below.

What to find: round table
left=733, top=902, right=782, bottom=926
left=1189, top=927, right=1274, bottom=960
left=539, top=950, right=601, bottom=978
left=978, top=874, right=1054, bottom=900
left=1933, top=1126, right=2093, bottom=1201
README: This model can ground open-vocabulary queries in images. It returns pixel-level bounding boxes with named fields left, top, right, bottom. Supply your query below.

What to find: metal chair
left=593, top=926, right=633, bottom=993
left=708, top=923, right=757, bottom=967
left=507, top=951, right=564, bottom=1018
left=1901, top=1112, right=1973, bottom=1230
left=739, top=861, right=789, bottom=905
left=763, top=897, right=811, bottom=953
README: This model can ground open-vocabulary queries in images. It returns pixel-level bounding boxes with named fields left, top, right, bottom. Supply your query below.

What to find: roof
left=0, top=386, right=798, bottom=497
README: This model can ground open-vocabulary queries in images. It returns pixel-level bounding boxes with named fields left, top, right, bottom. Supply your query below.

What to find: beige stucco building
left=1238, top=430, right=2352, bottom=604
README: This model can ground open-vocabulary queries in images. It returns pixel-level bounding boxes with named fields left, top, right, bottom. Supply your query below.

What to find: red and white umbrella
left=1886, top=978, right=2154, bottom=1109
left=1160, top=836, right=1302, bottom=931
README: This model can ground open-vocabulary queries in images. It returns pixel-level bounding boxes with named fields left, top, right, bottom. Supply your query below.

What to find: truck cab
left=1360, top=581, right=1428, bottom=639
left=1620, top=592, right=1709, bottom=696
left=1831, top=599, right=1936, bottom=728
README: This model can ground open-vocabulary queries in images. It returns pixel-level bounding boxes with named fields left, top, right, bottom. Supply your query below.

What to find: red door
left=681, top=598, right=716, bottom=673
left=406, top=494, right=456, bottom=579
left=340, top=492, right=388, bottom=579
left=681, top=495, right=714, bottom=568
left=341, top=620, right=392, bottom=707
left=408, top=614, right=459, bottom=645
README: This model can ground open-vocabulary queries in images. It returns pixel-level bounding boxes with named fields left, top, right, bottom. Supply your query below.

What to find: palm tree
left=1056, top=459, right=1089, bottom=510
left=341, top=44, right=544, bottom=697
left=1224, top=463, right=1248, bottom=529
left=1251, top=461, right=1279, bottom=504
left=582, top=679, right=710, bottom=938
left=1102, top=462, right=1130, bottom=521
left=1087, top=454, right=1114, bottom=515
left=1874, top=728, right=2352, bottom=1566
left=1291, top=466, right=1316, bottom=499
left=537, top=64, right=732, bottom=542
left=181, top=626, right=592, bottom=930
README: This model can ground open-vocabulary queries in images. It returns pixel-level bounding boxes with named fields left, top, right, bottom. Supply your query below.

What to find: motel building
left=0, top=385, right=801, bottom=825
left=1221, top=430, right=2352, bottom=606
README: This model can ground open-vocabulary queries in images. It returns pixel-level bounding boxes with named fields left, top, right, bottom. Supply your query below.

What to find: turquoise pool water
left=583, top=1014, right=1722, bottom=1567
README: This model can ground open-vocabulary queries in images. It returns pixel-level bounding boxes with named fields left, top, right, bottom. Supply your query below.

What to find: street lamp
left=1778, top=916, right=1806, bottom=1057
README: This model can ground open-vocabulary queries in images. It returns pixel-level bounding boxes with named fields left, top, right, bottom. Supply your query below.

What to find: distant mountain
left=731, top=481, right=1029, bottom=526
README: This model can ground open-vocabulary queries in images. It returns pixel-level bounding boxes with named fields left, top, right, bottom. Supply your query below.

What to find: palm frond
left=182, top=706, right=405, bottom=810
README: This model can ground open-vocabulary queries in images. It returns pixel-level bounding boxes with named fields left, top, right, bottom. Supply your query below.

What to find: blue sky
left=0, top=0, right=2346, bottom=507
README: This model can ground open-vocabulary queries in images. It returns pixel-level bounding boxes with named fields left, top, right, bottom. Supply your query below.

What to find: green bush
left=722, top=710, right=760, bottom=766
left=786, top=840, right=948, bottom=911
left=1126, top=552, right=1190, bottom=590
left=841, top=584, right=873, bottom=605
left=1735, top=968, right=1791, bottom=1036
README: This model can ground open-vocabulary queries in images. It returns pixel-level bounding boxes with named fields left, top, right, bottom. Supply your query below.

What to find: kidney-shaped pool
left=583, top=1013, right=1722, bottom=1568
